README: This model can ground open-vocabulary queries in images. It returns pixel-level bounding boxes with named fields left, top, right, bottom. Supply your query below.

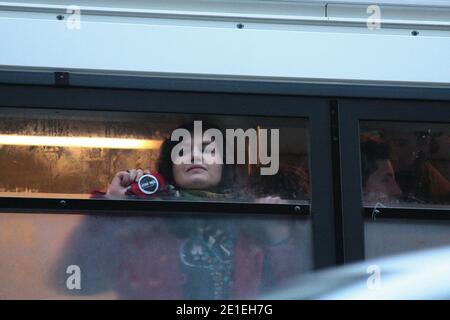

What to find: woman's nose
left=191, top=144, right=203, bottom=164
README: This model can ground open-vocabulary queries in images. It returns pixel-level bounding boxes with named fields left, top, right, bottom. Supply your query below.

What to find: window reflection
left=360, top=122, right=450, bottom=207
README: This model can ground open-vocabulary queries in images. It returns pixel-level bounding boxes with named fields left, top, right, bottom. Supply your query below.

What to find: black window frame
left=338, top=98, right=450, bottom=263
left=0, top=73, right=337, bottom=270
left=2, top=69, right=450, bottom=270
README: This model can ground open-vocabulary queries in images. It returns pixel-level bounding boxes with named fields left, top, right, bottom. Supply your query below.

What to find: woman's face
left=172, top=138, right=223, bottom=190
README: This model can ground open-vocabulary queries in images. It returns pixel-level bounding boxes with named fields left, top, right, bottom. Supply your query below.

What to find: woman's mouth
left=186, top=165, right=207, bottom=173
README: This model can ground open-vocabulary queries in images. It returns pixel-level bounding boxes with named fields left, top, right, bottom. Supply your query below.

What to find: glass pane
left=0, top=212, right=313, bottom=299
left=0, top=108, right=310, bottom=205
left=365, top=219, right=450, bottom=259
left=360, top=121, right=450, bottom=208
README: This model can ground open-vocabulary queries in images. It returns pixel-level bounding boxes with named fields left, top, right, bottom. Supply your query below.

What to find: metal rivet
left=57, top=15, right=64, bottom=20
left=411, top=30, right=419, bottom=36
left=59, top=200, right=67, bottom=206
left=237, top=23, right=244, bottom=29
left=294, top=206, right=301, bottom=213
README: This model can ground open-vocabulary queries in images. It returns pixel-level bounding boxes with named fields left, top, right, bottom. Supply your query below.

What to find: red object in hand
left=127, top=172, right=167, bottom=197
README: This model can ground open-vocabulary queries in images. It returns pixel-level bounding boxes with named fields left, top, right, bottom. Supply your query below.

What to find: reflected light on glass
left=0, top=135, right=162, bottom=149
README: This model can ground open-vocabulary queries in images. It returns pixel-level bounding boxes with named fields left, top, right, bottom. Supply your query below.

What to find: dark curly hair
left=157, top=121, right=235, bottom=193
left=244, top=164, right=309, bottom=200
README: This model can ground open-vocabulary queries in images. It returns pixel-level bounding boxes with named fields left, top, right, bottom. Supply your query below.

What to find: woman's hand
left=255, top=196, right=283, bottom=204
left=105, top=169, right=149, bottom=199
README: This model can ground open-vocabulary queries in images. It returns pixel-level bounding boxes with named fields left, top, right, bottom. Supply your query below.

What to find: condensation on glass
left=0, top=212, right=313, bottom=299
left=0, top=108, right=310, bottom=205
left=365, top=219, right=450, bottom=259
left=360, top=121, right=450, bottom=208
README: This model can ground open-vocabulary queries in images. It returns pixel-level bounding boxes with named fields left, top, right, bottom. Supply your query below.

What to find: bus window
left=360, top=121, right=450, bottom=208
left=0, top=108, right=310, bottom=205
left=0, top=107, right=313, bottom=299
left=360, top=121, right=450, bottom=259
